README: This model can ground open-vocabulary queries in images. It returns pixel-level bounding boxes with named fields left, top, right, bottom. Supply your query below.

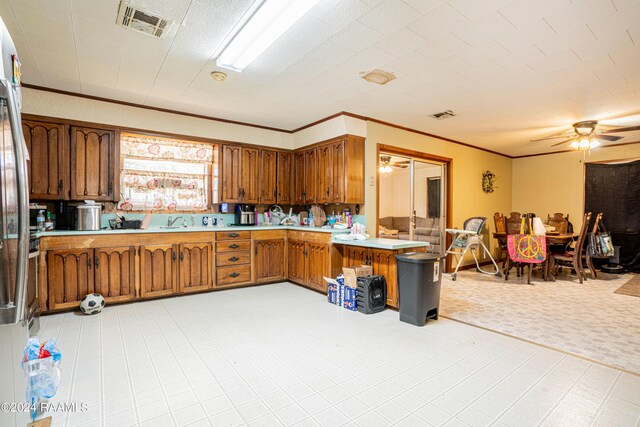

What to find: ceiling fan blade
left=596, top=134, right=623, bottom=142
left=550, top=138, right=574, bottom=147
left=530, top=133, right=573, bottom=142
left=604, top=125, right=640, bottom=133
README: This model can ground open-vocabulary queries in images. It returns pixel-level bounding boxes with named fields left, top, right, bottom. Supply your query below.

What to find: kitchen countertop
left=34, top=225, right=352, bottom=237
left=331, top=237, right=429, bottom=250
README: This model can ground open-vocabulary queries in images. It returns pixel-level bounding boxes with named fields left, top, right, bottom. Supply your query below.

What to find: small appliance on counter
left=76, top=200, right=102, bottom=231
left=235, top=204, right=256, bottom=226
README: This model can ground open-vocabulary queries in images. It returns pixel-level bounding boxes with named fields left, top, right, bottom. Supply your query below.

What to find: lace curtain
left=117, top=134, right=214, bottom=211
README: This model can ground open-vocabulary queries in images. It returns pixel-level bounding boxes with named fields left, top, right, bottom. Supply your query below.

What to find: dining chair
left=493, top=212, right=507, bottom=263
left=554, top=212, right=592, bottom=284
left=582, top=212, right=603, bottom=279
left=547, top=213, right=569, bottom=234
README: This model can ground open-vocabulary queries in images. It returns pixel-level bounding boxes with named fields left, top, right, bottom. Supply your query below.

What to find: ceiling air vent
left=116, top=2, right=173, bottom=39
left=429, top=110, right=456, bottom=120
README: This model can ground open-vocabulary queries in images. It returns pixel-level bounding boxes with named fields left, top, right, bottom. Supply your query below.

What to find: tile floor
left=440, top=270, right=640, bottom=373
left=38, top=282, right=640, bottom=427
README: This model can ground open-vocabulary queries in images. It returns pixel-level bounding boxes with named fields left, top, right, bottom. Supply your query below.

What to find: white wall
left=22, top=88, right=293, bottom=148
left=290, top=115, right=366, bottom=149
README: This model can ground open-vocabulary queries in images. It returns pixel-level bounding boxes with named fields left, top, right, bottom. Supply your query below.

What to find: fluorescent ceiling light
left=215, top=0, right=320, bottom=72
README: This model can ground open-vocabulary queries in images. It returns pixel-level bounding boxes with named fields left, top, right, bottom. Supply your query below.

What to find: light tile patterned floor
left=440, top=270, right=640, bottom=373
left=38, top=282, right=640, bottom=427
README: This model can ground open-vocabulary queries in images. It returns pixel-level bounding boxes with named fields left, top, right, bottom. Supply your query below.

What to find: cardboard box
left=324, top=274, right=344, bottom=305
left=342, top=285, right=358, bottom=311
left=342, top=265, right=373, bottom=288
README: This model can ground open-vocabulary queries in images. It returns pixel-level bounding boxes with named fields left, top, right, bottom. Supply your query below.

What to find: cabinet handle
left=88, top=257, right=92, bottom=270
left=180, top=252, right=184, bottom=261
left=229, top=233, right=239, bottom=238
left=229, top=244, right=240, bottom=249
left=238, top=186, right=241, bottom=198
left=229, top=256, right=239, bottom=262
left=109, top=180, right=113, bottom=194
left=58, top=179, right=63, bottom=191
left=172, top=252, right=177, bottom=261
left=229, top=272, right=240, bottom=278
left=94, top=256, right=100, bottom=269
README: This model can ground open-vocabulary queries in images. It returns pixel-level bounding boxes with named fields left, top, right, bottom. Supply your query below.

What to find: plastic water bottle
left=36, top=210, right=45, bottom=231
left=308, top=209, right=313, bottom=227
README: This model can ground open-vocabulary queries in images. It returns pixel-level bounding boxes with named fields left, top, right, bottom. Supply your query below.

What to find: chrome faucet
left=167, top=216, right=182, bottom=227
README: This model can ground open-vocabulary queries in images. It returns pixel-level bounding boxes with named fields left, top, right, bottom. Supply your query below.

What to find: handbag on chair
left=507, top=217, right=547, bottom=264
left=588, top=220, right=614, bottom=257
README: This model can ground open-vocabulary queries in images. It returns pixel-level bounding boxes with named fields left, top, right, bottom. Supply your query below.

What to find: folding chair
left=445, top=217, right=501, bottom=281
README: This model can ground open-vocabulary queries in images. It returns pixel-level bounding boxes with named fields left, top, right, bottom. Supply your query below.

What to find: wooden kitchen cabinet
left=140, top=244, right=177, bottom=298
left=304, top=148, right=317, bottom=203
left=259, top=149, right=277, bottom=204
left=22, top=120, right=68, bottom=200
left=287, top=239, right=307, bottom=285
left=254, top=239, right=286, bottom=283
left=47, top=249, right=94, bottom=311
left=221, top=144, right=242, bottom=203
left=94, top=246, right=136, bottom=304
left=70, top=126, right=116, bottom=201
left=276, top=151, right=292, bottom=204
left=241, top=147, right=259, bottom=203
left=306, top=242, right=329, bottom=291
left=292, top=151, right=306, bottom=204
left=178, top=243, right=213, bottom=293
left=330, top=140, right=345, bottom=203
left=316, top=144, right=332, bottom=204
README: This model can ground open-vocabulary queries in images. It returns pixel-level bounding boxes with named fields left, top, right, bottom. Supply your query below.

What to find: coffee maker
left=235, top=204, right=256, bottom=226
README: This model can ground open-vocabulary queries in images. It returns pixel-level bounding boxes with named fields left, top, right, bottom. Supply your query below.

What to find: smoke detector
left=429, top=110, right=456, bottom=120
left=361, top=69, right=396, bottom=85
left=210, top=71, right=227, bottom=81
left=116, top=2, right=173, bottom=39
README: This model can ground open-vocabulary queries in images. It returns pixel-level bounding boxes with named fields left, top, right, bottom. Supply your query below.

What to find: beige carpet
left=614, top=273, right=640, bottom=297
left=440, top=269, right=640, bottom=373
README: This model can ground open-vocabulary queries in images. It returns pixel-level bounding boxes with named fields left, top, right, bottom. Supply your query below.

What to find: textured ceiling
left=1, top=0, right=639, bottom=156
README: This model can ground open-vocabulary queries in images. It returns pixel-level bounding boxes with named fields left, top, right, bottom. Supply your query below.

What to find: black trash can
left=396, top=252, right=443, bottom=326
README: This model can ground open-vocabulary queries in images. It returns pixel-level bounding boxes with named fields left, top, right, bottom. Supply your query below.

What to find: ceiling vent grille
left=429, top=110, right=456, bottom=120
left=116, top=2, right=173, bottom=39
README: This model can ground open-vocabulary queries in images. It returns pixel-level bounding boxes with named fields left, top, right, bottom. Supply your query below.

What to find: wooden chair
left=547, top=213, right=569, bottom=233
left=493, top=212, right=507, bottom=264
left=582, top=212, right=602, bottom=279
left=504, top=212, right=528, bottom=280
left=554, top=212, right=592, bottom=284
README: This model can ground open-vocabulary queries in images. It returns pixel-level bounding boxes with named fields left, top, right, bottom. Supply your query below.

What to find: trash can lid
left=395, top=252, right=443, bottom=263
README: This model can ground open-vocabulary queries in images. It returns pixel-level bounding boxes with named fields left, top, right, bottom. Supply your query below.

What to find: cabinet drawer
left=216, top=252, right=250, bottom=267
left=217, top=265, right=251, bottom=285
left=217, top=231, right=251, bottom=240
left=216, top=240, right=251, bottom=253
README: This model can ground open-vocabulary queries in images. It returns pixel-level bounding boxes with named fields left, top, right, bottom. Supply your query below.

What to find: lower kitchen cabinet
left=306, top=242, right=329, bottom=291
left=47, top=249, right=94, bottom=311
left=140, top=244, right=177, bottom=298
left=94, top=246, right=136, bottom=303
left=178, top=243, right=213, bottom=293
left=255, top=239, right=286, bottom=283
left=287, top=239, right=307, bottom=285
left=286, top=231, right=333, bottom=292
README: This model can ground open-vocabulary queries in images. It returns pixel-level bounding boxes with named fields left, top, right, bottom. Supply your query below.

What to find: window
left=117, top=133, right=218, bottom=211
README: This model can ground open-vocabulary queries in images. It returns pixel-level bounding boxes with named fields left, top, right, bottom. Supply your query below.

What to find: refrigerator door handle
left=2, top=79, right=29, bottom=324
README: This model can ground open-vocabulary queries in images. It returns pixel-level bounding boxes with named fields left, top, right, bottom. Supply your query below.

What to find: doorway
left=376, top=145, right=452, bottom=256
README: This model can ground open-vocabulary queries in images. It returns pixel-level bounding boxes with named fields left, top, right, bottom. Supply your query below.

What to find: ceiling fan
left=379, top=155, right=409, bottom=173
left=531, top=118, right=640, bottom=150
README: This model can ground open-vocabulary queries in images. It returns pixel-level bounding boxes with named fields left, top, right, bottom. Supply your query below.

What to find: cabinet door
left=259, top=149, right=277, bottom=204
left=316, top=144, right=332, bottom=204
left=178, top=243, right=213, bottom=293
left=47, top=249, right=94, bottom=311
left=341, top=246, right=370, bottom=268
left=370, top=249, right=398, bottom=308
left=140, top=245, right=177, bottom=298
left=287, top=239, right=307, bottom=285
left=221, top=145, right=242, bottom=203
left=304, top=148, right=317, bottom=203
left=306, top=242, right=329, bottom=292
left=255, top=239, right=286, bottom=283
left=241, top=147, right=259, bottom=203
left=22, top=120, right=68, bottom=200
left=331, top=140, right=345, bottom=203
left=70, top=126, right=115, bottom=200
left=292, top=151, right=306, bottom=204
left=276, top=151, right=292, bottom=204
left=94, top=246, right=136, bottom=303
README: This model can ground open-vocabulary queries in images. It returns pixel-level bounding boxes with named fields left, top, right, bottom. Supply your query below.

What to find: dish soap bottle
left=44, top=211, right=54, bottom=231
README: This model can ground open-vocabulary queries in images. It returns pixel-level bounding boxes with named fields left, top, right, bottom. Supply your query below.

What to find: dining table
left=492, top=232, right=579, bottom=282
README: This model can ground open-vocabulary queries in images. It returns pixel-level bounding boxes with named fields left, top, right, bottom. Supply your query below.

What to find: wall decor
left=482, top=170, right=496, bottom=193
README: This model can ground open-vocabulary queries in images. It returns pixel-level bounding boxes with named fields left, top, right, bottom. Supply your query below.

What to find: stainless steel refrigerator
left=0, top=17, right=31, bottom=427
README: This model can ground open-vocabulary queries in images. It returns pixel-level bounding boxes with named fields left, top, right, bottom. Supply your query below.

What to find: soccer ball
left=79, top=293, right=105, bottom=315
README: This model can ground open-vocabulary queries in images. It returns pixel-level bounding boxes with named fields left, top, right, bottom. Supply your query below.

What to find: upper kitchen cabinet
left=276, top=151, right=292, bottom=204
left=303, top=147, right=317, bottom=204
left=221, top=144, right=241, bottom=203
left=292, top=151, right=306, bottom=205
left=22, top=120, right=69, bottom=200
left=259, top=149, right=277, bottom=204
left=70, top=126, right=117, bottom=201
left=325, top=136, right=364, bottom=204
left=316, top=143, right=331, bottom=204
left=241, top=147, right=259, bottom=203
